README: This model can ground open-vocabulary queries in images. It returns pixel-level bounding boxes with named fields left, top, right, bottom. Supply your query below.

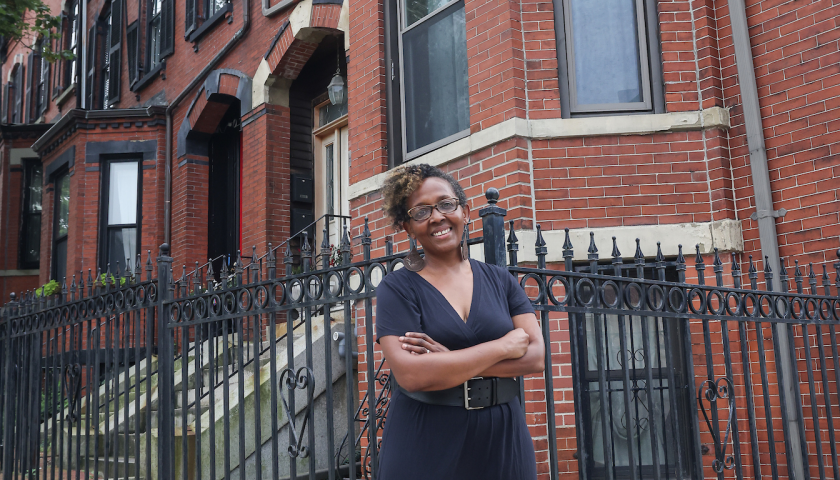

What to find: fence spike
left=562, top=228, right=573, bottom=257
left=731, top=252, right=742, bottom=289
left=341, top=222, right=352, bottom=265
left=587, top=232, right=598, bottom=258
left=507, top=220, right=520, bottom=267
left=809, top=263, right=818, bottom=295
left=535, top=225, right=547, bottom=269
left=634, top=239, right=644, bottom=263
left=794, top=260, right=804, bottom=294
left=655, top=242, right=664, bottom=263
left=135, top=253, right=142, bottom=278
left=78, top=270, right=85, bottom=298
left=321, top=226, right=331, bottom=269
left=321, top=225, right=331, bottom=251
left=779, top=257, right=789, bottom=293
left=611, top=236, right=621, bottom=260
left=747, top=255, right=758, bottom=290
left=694, top=245, right=706, bottom=285
left=207, top=258, right=215, bottom=290
left=675, top=245, right=686, bottom=282
left=385, top=235, right=393, bottom=256
left=835, top=249, right=840, bottom=294
left=88, top=268, right=94, bottom=296
left=115, top=259, right=122, bottom=281
left=761, top=256, right=772, bottom=292
left=822, top=264, right=831, bottom=296
left=711, top=248, right=723, bottom=287
left=146, top=250, right=153, bottom=281
left=194, top=261, right=202, bottom=293
left=363, top=217, right=372, bottom=245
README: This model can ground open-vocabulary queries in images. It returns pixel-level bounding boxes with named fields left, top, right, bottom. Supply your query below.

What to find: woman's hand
left=399, top=332, right=450, bottom=355
left=497, top=328, right=530, bottom=359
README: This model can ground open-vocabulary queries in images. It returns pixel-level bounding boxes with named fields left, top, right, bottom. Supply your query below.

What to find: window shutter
left=185, top=0, right=196, bottom=34
left=85, top=25, right=96, bottom=109
left=108, top=0, right=122, bottom=105
left=13, top=67, right=22, bottom=123
left=1, top=84, right=7, bottom=123
left=30, top=48, right=42, bottom=120
left=160, top=0, right=174, bottom=58
left=39, top=45, right=50, bottom=116
left=24, top=53, right=33, bottom=123
left=126, top=22, right=138, bottom=84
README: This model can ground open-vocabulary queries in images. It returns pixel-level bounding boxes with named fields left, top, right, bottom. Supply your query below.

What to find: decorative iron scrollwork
left=279, top=366, right=316, bottom=458
left=64, top=363, right=82, bottom=424
left=698, top=377, right=736, bottom=473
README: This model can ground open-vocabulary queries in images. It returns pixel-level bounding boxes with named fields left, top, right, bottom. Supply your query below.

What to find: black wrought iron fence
left=1, top=188, right=840, bottom=480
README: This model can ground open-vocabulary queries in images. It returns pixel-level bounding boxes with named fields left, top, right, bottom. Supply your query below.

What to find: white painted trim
left=348, top=107, right=730, bottom=201
left=0, top=270, right=40, bottom=277
left=468, top=219, right=743, bottom=263
left=10, top=148, right=37, bottom=166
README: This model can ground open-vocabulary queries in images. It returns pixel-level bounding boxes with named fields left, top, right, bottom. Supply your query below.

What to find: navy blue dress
left=375, top=259, right=538, bottom=480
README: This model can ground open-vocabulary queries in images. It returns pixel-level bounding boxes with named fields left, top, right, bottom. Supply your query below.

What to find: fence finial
left=562, top=228, right=573, bottom=256
left=363, top=217, right=372, bottom=245
left=535, top=225, right=547, bottom=269
left=485, top=187, right=499, bottom=205
left=146, top=250, right=154, bottom=281
left=730, top=252, right=742, bottom=289
left=794, top=259, right=803, bottom=294
left=611, top=236, right=621, bottom=260
left=634, top=239, right=644, bottom=264
left=385, top=235, right=393, bottom=257
left=587, top=232, right=598, bottom=261
left=507, top=220, right=519, bottom=267
left=747, top=256, right=758, bottom=290
left=207, top=258, right=215, bottom=290
left=779, top=257, right=789, bottom=293
left=341, top=222, right=352, bottom=265
left=822, top=264, right=831, bottom=296
left=116, top=260, right=123, bottom=280
left=762, top=255, right=774, bottom=291
left=809, top=262, right=818, bottom=294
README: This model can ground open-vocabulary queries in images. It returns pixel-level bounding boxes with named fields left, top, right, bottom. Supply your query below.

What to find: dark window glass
left=101, top=161, right=139, bottom=272
left=52, top=172, right=70, bottom=281
left=20, top=161, right=42, bottom=269
left=126, top=22, right=138, bottom=84
left=399, top=0, right=469, bottom=157
left=11, top=64, right=22, bottom=123
left=318, top=101, right=348, bottom=127
left=36, top=39, right=49, bottom=117
left=575, top=263, right=694, bottom=479
left=148, top=0, right=163, bottom=68
left=65, top=0, right=80, bottom=87
left=555, top=0, right=663, bottom=116
left=101, top=9, right=112, bottom=106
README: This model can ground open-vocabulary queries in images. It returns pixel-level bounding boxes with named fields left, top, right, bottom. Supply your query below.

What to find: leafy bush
left=34, top=279, right=60, bottom=297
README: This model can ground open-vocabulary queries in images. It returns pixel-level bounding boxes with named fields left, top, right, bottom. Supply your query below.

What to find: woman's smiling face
left=403, top=177, right=469, bottom=259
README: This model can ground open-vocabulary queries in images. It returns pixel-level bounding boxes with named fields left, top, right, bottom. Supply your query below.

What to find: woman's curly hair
left=381, top=163, right=467, bottom=229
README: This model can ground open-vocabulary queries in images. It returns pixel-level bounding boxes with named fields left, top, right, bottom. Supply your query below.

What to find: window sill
left=187, top=4, right=233, bottom=43
left=132, top=63, right=164, bottom=92
left=55, top=83, right=77, bottom=107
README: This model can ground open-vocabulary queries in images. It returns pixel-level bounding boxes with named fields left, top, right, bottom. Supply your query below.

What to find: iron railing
left=1, top=188, right=839, bottom=480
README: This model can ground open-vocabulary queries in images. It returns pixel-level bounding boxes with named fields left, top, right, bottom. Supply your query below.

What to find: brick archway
left=263, top=0, right=346, bottom=81
left=177, top=68, right=252, bottom=157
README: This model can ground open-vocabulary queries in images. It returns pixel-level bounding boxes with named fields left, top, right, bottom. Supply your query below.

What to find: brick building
left=0, top=0, right=838, bottom=476
left=0, top=0, right=350, bottom=302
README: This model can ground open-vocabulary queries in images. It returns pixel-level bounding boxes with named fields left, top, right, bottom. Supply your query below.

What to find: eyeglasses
left=407, top=197, right=460, bottom=222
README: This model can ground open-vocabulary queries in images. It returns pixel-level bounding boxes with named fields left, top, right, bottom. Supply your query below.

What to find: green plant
left=0, top=0, right=75, bottom=62
left=34, top=279, right=60, bottom=297
left=97, top=273, right=127, bottom=287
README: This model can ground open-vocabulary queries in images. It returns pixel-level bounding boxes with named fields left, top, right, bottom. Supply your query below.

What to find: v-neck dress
left=375, top=259, right=537, bottom=480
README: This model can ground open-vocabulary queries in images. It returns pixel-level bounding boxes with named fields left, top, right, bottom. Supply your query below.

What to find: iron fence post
left=1, top=293, right=16, bottom=473
left=478, top=188, right=507, bottom=268
left=156, top=243, right=175, bottom=480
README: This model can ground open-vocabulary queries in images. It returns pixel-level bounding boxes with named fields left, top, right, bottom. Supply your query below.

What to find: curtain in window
left=401, top=0, right=469, bottom=155
left=106, top=162, right=138, bottom=271
left=568, top=0, right=643, bottom=105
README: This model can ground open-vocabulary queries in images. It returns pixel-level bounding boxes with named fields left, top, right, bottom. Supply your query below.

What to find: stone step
left=87, top=455, right=141, bottom=478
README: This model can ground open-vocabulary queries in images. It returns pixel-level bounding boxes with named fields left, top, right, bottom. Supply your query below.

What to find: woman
left=375, top=163, right=545, bottom=480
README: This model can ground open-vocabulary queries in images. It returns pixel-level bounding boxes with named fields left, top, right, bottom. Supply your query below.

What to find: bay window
left=100, top=160, right=140, bottom=272
left=385, top=0, right=470, bottom=165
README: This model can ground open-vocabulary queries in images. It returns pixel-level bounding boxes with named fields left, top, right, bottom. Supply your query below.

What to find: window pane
left=402, top=2, right=469, bottom=154
left=108, top=162, right=138, bottom=225
left=21, top=214, right=41, bottom=265
left=403, top=0, right=450, bottom=27
left=325, top=143, right=334, bottom=215
left=54, top=238, right=67, bottom=281
left=56, top=175, right=70, bottom=238
left=107, top=227, right=137, bottom=271
left=26, top=164, right=42, bottom=212
left=150, top=18, right=161, bottom=67
left=569, top=0, right=643, bottom=105
left=319, top=101, right=348, bottom=127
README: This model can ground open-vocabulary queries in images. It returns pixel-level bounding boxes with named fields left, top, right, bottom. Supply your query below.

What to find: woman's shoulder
left=378, top=266, right=416, bottom=295
left=471, top=259, right=511, bottom=282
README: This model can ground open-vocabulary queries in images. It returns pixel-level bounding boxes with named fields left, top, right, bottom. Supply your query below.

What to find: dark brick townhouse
left=0, top=0, right=838, bottom=476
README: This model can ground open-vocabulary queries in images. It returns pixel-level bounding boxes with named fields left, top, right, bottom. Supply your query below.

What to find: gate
left=2, top=188, right=840, bottom=480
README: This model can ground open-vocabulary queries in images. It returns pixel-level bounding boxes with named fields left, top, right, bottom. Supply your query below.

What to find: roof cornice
left=32, top=106, right=168, bottom=154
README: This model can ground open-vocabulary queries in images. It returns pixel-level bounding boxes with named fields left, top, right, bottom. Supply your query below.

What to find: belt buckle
left=464, top=376, right=484, bottom=410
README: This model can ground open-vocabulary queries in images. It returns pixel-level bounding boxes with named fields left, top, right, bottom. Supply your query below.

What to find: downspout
left=728, top=1, right=803, bottom=478
left=163, top=0, right=251, bottom=245
left=80, top=0, right=87, bottom=109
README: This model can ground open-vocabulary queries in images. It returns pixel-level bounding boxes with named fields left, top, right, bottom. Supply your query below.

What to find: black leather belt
left=398, top=377, right=519, bottom=410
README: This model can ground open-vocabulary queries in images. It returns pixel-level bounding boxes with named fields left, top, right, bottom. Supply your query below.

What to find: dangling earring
left=404, top=237, right=425, bottom=272
left=461, top=223, right=470, bottom=261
